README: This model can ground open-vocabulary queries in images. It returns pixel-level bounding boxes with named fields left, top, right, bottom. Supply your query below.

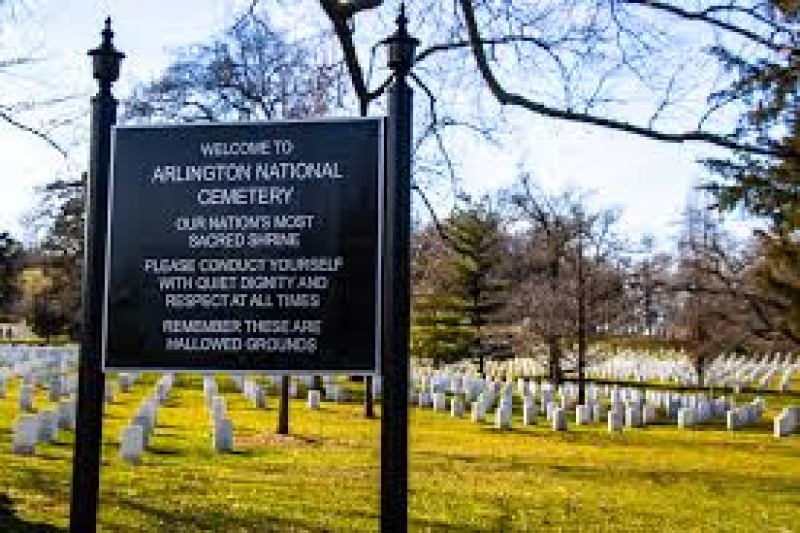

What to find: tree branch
left=456, top=0, right=783, bottom=157
left=0, top=108, right=66, bottom=157
left=622, top=0, right=787, bottom=53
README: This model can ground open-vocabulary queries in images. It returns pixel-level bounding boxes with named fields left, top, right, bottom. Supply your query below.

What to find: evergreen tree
left=703, top=0, right=800, bottom=344
left=411, top=293, right=474, bottom=365
left=0, top=232, right=22, bottom=317
left=446, top=206, right=510, bottom=374
left=411, top=204, right=510, bottom=372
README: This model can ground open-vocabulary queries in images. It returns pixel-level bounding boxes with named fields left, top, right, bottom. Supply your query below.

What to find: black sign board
left=102, top=118, right=382, bottom=372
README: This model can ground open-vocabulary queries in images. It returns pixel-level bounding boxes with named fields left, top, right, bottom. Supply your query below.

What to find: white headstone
left=522, top=401, right=537, bottom=426
left=432, top=392, right=447, bottom=412
left=57, top=400, right=75, bottom=431
left=210, top=395, right=226, bottom=422
left=494, top=406, right=512, bottom=430
left=773, top=411, right=794, bottom=437
left=471, top=401, right=486, bottom=423
left=213, top=418, right=234, bottom=453
left=726, top=410, right=740, bottom=430
left=552, top=408, right=567, bottom=431
left=677, top=407, right=694, bottom=428
left=307, top=390, right=321, bottom=410
left=450, top=397, right=465, bottom=418
left=37, top=410, right=58, bottom=443
left=607, top=409, right=623, bottom=432
left=118, top=373, right=132, bottom=393
left=120, top=424, right=144, bottom=464
left=253, top=386, right=267, bottom=408
left=18, top=383, right=34, bottom=412
left=131, top=415, right=151, bottom=448
left=12, top=415, right=38, bottom=455
left=591, top=403, right=603, bottom=423
left=642, top=404, right=656, bottom=425
left=575, top=405, right=591, bottom=426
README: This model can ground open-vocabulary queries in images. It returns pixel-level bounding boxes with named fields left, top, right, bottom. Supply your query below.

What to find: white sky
left=0, top=0, right=753, bottom=248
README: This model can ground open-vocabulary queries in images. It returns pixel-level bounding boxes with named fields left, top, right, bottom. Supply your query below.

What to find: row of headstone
left=726, top=399, right=764, bottom=430
left=419, top=373, right=798, bottom=436
left=119, top=374, right=173, bottom=464
left=242, top=377, right=267, bottom=408
left=220, top=373, right=382, bottom=406
left=11, top=400, right=76, bottom=455
left=707, top=353, right=798, bottom=390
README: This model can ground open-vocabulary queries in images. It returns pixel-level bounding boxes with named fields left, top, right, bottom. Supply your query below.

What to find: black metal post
left=70, top=18, right=123, bottom=533
left=381, top=5, right=417, bottom=532
left=365, top=375, right=375, bottom=418
left=278, top=375, right=290, bottom=435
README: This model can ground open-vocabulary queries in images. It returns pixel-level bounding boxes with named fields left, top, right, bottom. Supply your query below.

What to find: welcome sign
left=102, top=118, right=383, bottom=372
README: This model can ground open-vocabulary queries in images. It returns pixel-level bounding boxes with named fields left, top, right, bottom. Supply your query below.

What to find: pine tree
left=410, top=204, right=510, bottom=372
left=0, top=232, right=22, bottom=317
left=446, top=206, right=511, bottom=374
left=411, top=293, right=474, bottom=365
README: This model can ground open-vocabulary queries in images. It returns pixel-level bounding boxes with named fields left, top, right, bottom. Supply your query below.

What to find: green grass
left=0, top=374, right=799, bottom=532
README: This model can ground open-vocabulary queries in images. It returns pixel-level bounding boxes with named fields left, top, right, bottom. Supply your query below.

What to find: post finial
left=89, top=16, right=125, bottom=84
left=397, top=2, right=408, bottom=33
left=385, top=0, right=417, bottom=72
left=102, top=17, right=114, bottom=45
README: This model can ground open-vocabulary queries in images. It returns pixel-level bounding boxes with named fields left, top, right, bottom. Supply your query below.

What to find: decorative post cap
left=385, top=3, right=418, bottom=72
left=88, top=17, right=125, bottom=83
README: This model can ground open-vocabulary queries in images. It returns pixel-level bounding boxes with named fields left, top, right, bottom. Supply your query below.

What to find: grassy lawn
left=0, top=374, right=798, bottom=532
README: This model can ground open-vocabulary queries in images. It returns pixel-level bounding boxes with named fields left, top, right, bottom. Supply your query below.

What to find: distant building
left=0, top=321, right=33, bottom=340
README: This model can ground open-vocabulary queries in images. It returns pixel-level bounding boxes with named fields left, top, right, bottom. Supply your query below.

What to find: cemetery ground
left=1, top=374, right=799, bottom=532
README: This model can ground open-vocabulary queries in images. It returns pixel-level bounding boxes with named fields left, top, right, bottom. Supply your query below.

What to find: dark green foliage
left=0, top=232, right=22, bottom=314
left=447, top=207, right=512, bottom=371
left=702, top=0, right=800, bottom=345
left=702, top=0, right=798, bottom=232
left=753, top=234, right=800, bottom=342
left=28, top=296, right=68, bottom=341
left=411, top=205, right=510, bottom=371
left=411, top=293, right=475, bottom=365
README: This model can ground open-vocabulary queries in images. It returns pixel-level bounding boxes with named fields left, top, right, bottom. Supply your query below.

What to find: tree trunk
left=313, top=375, right=322, bottom=391
left=577, top=234, right=587, bottom=405
left=476, top=331, right=485, bottom=377
left=547, top=335, right=562, bottom=385
left=277, top=375, right=290, bottom=435
left=695, top=358, right=705, bottom=388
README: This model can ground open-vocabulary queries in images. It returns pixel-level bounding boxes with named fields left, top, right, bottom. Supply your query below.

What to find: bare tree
left=503, top=173, right=590, bottom=384
left=571, top=206, right=628, bottom=402
left=124, top=10, right=347, bottom=123
left=313, top=0, right=794, bottom=158
left=665, top=192, right=798, bottom=384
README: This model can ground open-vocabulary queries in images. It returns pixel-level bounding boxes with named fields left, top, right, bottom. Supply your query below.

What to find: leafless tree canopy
left=313, top=0, right=795, bottom=158
left=124, top=11, right=349, bottom=123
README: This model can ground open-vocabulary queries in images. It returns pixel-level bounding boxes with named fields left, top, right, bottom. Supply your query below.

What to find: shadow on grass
left=113, top=495, right=354, bottom=532
left=146, top=447, right=183, bottom=456
left=0, top=493, right=66, bottom=532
